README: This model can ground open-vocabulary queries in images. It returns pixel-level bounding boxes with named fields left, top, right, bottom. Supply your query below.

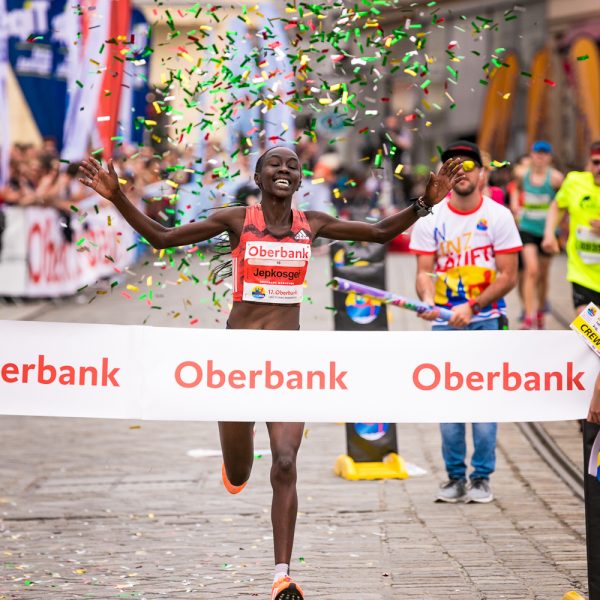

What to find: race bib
left=522, top=191, right=551, bottom=220
left=242, top=241, right=310, bottom=304
left=575, top=226, right=600, bottom=264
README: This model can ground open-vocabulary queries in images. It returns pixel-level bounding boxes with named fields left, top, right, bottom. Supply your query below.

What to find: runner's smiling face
left=254, top=148, right=302, bottom=199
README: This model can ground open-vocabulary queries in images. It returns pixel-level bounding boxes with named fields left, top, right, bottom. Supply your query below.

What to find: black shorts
left=572, top=282, right=600, bottom=310
left=519, top=230, right=552, bottom=257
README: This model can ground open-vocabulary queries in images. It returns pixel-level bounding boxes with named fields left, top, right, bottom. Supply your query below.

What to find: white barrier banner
left=0, top=204, right=136, bottom=297
left=1, top=321, right=598, bottom=423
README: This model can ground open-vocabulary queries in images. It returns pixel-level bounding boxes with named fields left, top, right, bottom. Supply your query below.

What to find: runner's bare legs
left=538, top=254, right=552, bottom=319
left=521, top=244, right=540, bottom=324
left=219, top=422, right=255, bottom=485
left=267, top=422, right=305, bottom=563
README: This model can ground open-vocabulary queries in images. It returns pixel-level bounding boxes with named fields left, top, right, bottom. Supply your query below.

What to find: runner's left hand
left=447, top=302, right=473, bottom=328
left=422, top=158, right=467, bottom=207
left=590, top=219, right=600, bottom=237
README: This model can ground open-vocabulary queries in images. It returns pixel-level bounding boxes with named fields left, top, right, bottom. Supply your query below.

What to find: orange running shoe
left=270, top=575, right=304, bottom=600
left=221, top=463, right=248, bottom=495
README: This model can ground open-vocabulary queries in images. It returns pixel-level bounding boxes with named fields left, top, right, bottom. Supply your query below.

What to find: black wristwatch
left=412, top=196, right=434, bottom=218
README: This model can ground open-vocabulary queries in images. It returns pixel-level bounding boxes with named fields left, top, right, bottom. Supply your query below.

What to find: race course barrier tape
left=1, top=320, right=598, bottom=423
left=0, top=204, right=136, bottom=297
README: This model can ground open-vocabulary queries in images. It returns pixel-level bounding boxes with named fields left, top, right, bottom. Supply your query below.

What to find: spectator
left=488, top=163, right=513, bottom=207
left=479, top=150, right=505, bottom=205
left=511, top=141, right=564, bottom=330
left=542, top=140, right=600, bottom=316
left=41, top=135, right=59, bottom=159
left=409, top=140, right=522, bottom=504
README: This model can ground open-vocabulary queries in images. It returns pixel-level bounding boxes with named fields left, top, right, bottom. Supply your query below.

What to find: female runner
left=80, top=146, right=465, bottom=599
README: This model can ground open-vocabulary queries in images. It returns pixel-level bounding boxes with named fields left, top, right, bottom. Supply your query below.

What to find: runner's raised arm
left=307, top=157, right=466, bottom=242
left=79, top=157, right=244, bottom=249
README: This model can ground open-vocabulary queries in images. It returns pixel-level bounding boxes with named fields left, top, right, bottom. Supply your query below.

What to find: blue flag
left=6, top=0, right=70, bottom=149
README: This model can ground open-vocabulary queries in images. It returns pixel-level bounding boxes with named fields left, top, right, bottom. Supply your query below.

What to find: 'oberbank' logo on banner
left=412, top=361, right=585, bottom=392
left=1, top=355, right=120, bottom=387
left=174, top=360, right=348, bottom=390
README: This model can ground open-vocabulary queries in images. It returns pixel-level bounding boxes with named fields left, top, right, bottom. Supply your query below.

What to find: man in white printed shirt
left=409, top=140, right=522, bottom=503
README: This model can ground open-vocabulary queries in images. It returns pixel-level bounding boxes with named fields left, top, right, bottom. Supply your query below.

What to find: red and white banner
left=0, top=322, right=597, bottom=422
left=96, top=0, right=131, bottom=158
left=0, top=204, right=136, bottom=297
left=62, top=0, right=113, bottom=162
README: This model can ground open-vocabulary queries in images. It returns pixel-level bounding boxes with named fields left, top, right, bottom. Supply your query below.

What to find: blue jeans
left=433, top=318, right=499, bottom=481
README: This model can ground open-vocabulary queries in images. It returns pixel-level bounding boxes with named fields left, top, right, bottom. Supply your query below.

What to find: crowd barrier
left=0, top=321, right=597, bottom=423
left=0, top=200, right=136, bottom=297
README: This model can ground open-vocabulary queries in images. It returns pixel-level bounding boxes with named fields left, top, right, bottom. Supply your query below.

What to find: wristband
left=412, top=196, right=433, bottom=218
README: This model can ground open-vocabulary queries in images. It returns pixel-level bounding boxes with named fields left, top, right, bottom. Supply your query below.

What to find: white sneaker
left=467, top=478, right=494, bottom=503
left=436, top=478, right=468, bottom=503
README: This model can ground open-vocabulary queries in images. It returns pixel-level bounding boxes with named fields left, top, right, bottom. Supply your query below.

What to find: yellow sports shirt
left=555, top=171, right=600, bottom=293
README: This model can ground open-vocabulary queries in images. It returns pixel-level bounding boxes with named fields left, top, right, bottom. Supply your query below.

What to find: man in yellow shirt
left=543, top=141, right=600, bottom=313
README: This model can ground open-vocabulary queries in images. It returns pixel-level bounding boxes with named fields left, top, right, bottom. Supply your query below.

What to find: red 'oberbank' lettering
left=247, top=245, right=309, bottom=260
left=0, top=355, right=120, bottom=387
left=412, top=361, right=585, bottom=392
left=174, top=360, right=348, bottom=390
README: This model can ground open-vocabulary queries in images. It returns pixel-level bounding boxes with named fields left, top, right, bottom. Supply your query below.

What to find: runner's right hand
left=541, top=235, right=560, bottom=255
left=79, top=157, right=121, bottom=201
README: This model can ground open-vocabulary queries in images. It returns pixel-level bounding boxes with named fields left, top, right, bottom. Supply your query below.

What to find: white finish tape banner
left=0, top=320, right=598, bottom=423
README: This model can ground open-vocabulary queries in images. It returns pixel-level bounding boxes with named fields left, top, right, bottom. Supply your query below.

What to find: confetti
left=75, top=0, right=520, bottom=325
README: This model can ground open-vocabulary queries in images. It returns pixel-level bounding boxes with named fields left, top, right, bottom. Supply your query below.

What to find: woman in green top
left=511, top=141, right=563, bottom=330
